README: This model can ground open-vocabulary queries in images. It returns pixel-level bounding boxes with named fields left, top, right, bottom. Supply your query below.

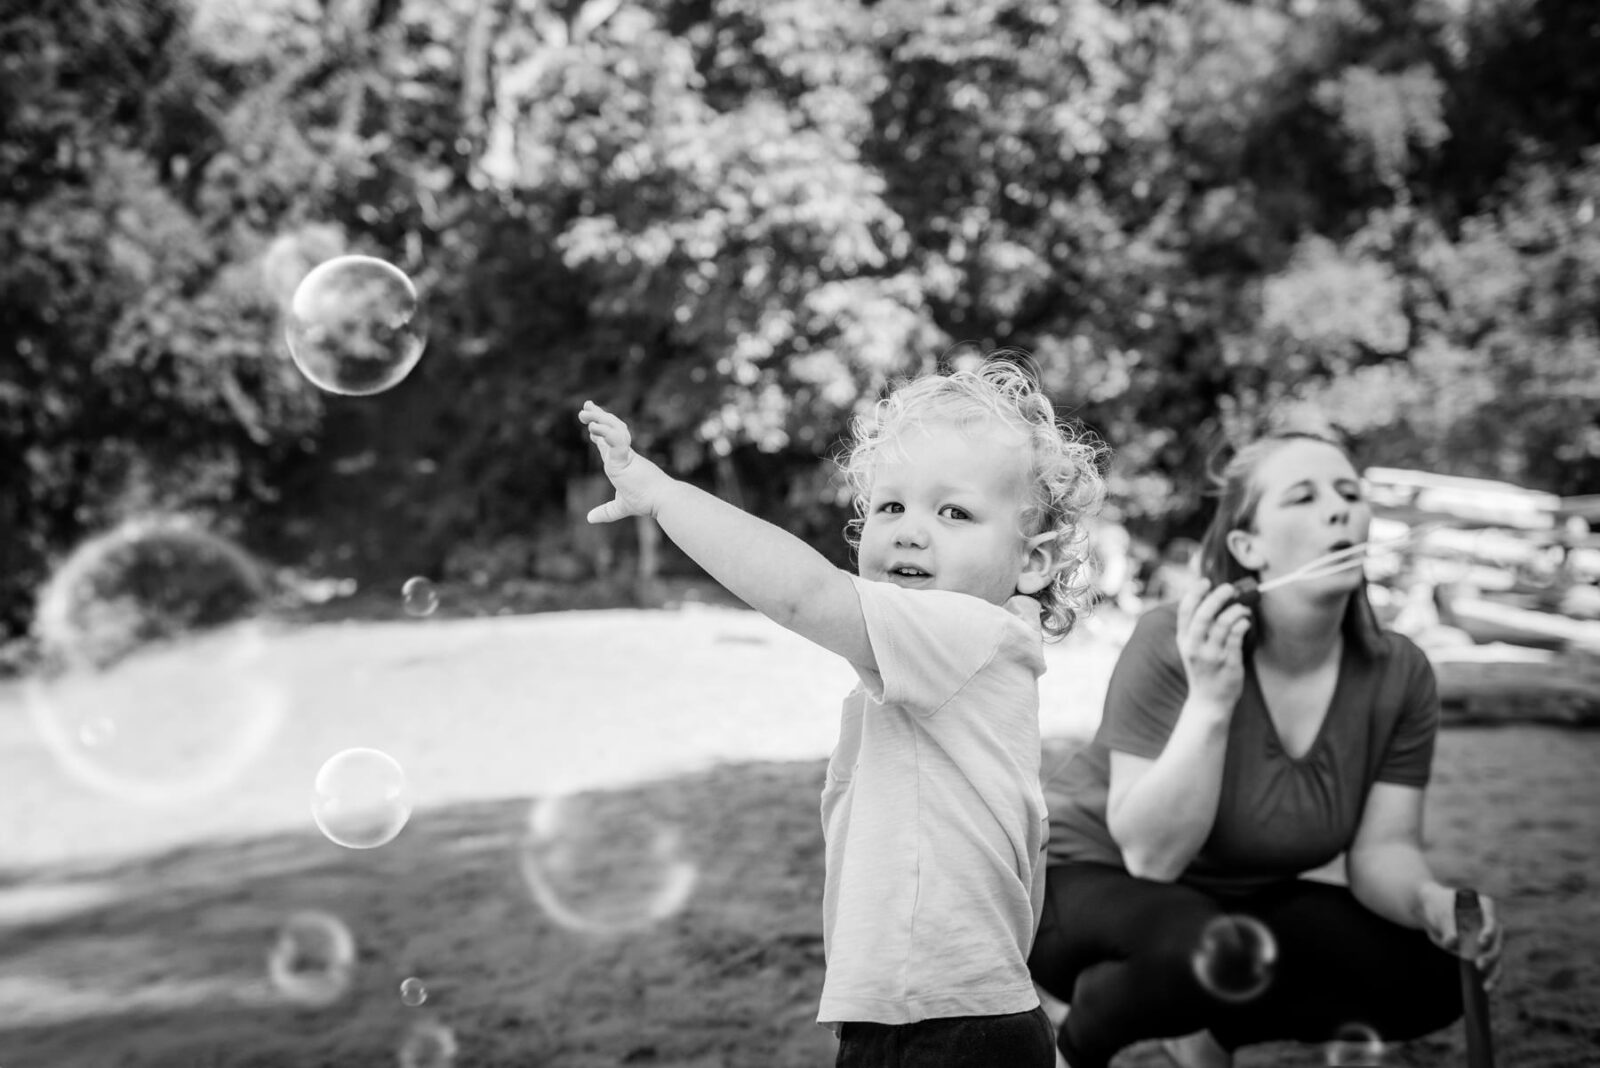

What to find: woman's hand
left=1175, top=579, right=1254, bottom=712
left=1419, top=882, right=1506, bottom=991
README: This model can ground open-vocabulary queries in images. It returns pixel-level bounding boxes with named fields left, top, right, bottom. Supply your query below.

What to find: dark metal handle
left=1454, top=889, right=1495, bottom=1068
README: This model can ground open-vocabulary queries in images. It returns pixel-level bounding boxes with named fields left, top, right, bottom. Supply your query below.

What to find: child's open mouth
left=889, top=566, right=932, bottom=583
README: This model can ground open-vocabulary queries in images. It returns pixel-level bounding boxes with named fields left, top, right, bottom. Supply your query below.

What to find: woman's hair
left=839, top=359, right=1108, bottom=639
left=1195, top=429, right=1383, bottom=654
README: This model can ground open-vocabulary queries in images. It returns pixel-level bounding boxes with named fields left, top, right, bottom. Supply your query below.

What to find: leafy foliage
left=3, top=0, right=1599, bottom=639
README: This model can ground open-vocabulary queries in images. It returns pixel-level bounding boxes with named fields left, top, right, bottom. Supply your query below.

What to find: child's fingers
left=580, top=403, right=631, bottom=446
left=579, top=401, right=619, bottom=432
left=587, top=498, right=628, bottom=524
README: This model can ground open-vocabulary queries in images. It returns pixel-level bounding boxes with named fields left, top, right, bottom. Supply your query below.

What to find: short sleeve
left=850, top=576, right=1012, bottom=715
left=1099, top=604, right=1191, bottom=759
left=1374, top=640, right=1440, bottom=787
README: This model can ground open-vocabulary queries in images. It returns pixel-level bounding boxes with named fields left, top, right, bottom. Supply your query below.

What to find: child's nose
left=894, top=521, right=928, bottom=549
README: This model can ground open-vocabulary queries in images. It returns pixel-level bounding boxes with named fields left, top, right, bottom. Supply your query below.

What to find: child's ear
left=1225, top=528, right=1263, bottom=571
left=1016, top=531, right=1060, bottom=596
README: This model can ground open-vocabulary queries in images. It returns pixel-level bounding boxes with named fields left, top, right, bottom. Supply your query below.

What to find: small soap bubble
left=268, top=910, right=356, bottom=1007
left=285, top=255, right=427, bottom=396
left=517, top=790, right=698, bottom=937
left=400, top=976, right=428, bottom=1006
left=402, top=577, right=439, bottom=618
left=76, top=717, right=116, bottom=748
left=1324, top=1022, right=1386, bottom=1065
left=24, top=517, right=286, bottom=804
left=312, top=747, right=414, bottom=849
left=1192, top=913, right=1277, bottom=1004
left=398, top=1019, right=458, bottom=1068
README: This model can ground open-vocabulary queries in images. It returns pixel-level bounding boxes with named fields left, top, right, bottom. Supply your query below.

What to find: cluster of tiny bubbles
left=284, top=254, right=427, bottom=396
left=516, top=789, right=698, bottom=937
left=23, top=516, right=287, bottom=804
left=312, top=747, right=414, bottom=849
left=267, top=910, right=356, bottom=1007
left=1324, top=1022, right=1387, bottom=1066
left=402, top=577, right=439, bottom=618
left=1191, top=914, right=1278, bottom=1004
left=398, top=1018, right=458, bottom=1068
left=400, top=976, right=428, bottom=1007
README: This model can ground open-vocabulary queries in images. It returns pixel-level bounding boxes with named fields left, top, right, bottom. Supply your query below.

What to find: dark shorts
left=835, top=1005, right=1055, bottom=1068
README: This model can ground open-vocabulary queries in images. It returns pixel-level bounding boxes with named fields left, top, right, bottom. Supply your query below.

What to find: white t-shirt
left=816, top=576, right=1049, bottom=1029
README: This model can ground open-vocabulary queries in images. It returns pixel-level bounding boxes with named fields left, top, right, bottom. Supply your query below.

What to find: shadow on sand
left=1, top=734, right=1597, bottom=1067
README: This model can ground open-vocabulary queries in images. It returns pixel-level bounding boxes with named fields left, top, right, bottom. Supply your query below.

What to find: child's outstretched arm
left=579, top=401, right=874, bottom=669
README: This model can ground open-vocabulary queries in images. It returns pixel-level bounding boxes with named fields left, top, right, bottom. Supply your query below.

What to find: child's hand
left=579, top=401, right=671, bottom=523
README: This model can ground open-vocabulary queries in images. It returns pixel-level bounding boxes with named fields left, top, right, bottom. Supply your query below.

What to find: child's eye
left=940, top=505, right=972, bottom=521
left=878, top=502, right=903, bottom=514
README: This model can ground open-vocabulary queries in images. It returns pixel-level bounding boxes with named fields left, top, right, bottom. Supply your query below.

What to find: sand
left=0, top=605, right=1594, bottom=1066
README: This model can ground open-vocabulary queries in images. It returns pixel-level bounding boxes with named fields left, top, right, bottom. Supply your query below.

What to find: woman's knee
left=1381, top=936, right=1463, bottom=1038
left=1027, top=868, right=1223, bottom=1004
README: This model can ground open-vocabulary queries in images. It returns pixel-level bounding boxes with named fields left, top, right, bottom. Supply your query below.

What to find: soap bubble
left=285, top=255, right=427, bottom=396
left=400, top=976, right=428, bottom=1007
left=1325, top=1022, right=1386, bottom=1065
left=312, top=747, right=414, bottom=849
left=402, top=577, right=439, bottom=617
left=24, top=516, right=286, bottom=804
left=1191, top=914, right=1277, bottom=1004
left=398, top=1019, right=458, bottom=1068
left=76, top=717, right=115, bottom=748
left=268, top=910, right=356, bottom=1007
left=517, top=789, right=697, bottom=937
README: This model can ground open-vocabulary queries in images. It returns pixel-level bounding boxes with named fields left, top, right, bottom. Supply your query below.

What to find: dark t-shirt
left=1044, top=603, right=1440, bottom=894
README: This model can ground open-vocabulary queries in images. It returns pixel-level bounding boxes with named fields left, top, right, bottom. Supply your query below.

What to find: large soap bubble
left=285, top=254, right=427, bottom=396
left=268, top=910, right=356, bottom=1007
left=398, top=1019, right=458, bottom=1068
left=517, top=789, right=697, bottom=937
left=1324, top=1022, right=1387, bottom=1065
left=312, top=747, right=414, bottom=849
left=25, top=516, right=286, bottom=805
left=1191, top=913, right=1278, bottom=1004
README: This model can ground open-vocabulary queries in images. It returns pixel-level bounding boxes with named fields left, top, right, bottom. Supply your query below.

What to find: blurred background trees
left=3, top=0, right=1598, bottom=641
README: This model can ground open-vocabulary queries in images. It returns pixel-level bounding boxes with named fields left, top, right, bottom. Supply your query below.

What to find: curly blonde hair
left=840, top=359, right=1108, bottom=639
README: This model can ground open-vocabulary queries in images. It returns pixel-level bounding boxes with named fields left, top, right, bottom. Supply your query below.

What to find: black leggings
left=1027, top=862, right=1462, bottom=1068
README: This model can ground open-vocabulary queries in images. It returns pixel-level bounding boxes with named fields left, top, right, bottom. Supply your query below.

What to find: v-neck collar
left=1246, top=640, right=1350, bottom=764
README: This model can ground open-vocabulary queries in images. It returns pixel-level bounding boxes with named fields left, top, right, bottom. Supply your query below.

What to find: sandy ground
left=0, top=605, right=1596, bottom=1066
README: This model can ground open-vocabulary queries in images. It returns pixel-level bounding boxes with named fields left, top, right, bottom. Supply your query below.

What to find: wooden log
left=1426, top=643, right=1600, bottom=725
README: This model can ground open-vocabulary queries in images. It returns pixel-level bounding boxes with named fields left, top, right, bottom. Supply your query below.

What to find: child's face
left=856, top=419, right=1038, bottom=606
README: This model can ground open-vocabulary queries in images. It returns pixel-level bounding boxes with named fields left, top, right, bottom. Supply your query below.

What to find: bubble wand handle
left=1455, top=888, right=1496, bottom=1068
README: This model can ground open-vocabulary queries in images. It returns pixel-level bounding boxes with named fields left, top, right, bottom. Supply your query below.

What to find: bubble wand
left=1225, top=524, right=1439, bottom=609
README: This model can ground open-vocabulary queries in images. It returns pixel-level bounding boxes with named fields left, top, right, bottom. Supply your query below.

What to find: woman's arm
left=580, top=402, right=875, bottom=669
left=1106, top=702, right=1231, bottom=880
left=1106, top=580, right=1252, bottom=881
left=1347, top=782, right=1505, bottom=989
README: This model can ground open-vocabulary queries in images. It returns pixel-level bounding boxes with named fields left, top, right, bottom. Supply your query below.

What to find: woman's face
left=1235, top=439, right=1372, bottom=596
